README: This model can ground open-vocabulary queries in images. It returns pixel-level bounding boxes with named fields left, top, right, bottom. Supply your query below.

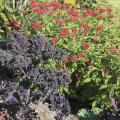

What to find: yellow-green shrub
left=0, top=0, right=16, bottom=38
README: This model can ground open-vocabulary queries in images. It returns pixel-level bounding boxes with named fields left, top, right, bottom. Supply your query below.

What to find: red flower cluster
left=77, top=51, right=84, bottom=57
left=108, top=14, right=113, bottom=18
left=72, top=29, right=78, bottom=36
left=82, top=43, right=90, bottom=50
left=69, top=55, right=78, bottom=62
left=70, top=13, right=84, bottom=21
left=82, top=13, right=89, bottom=18
left=86, top=8, right=97, bottom=16
left=29, top=1, right=65, bottom=15
left=39, top=2, right=51, bottom=8
left=30, top=22, right=41, bottom=30
left=63, top=58, right=68, bottom=64
left=99, top=8, right=106, bottom=13
left=4, top=20, right=19, bottom=27
left=80, top=22, right=92, bottom=31
left=69, top=51, right=89, bottom=62
left=49, top=10, right=54, bottom=16
left=56, top=19, right=64, bottom=26
left=67, top=8, right=80, bottom=16
left=38, top=1, right=66, bottom=9
left=50, top=2, right=64, bottom=9
left=106, top=8, right=112, bottom=14
left=108, top=48, right=120, bottom=55
left=29, top=0, right=39, bottom=9
left=34, top=8, right=48, bottom=14
left=49, top=38, right=58, bottom=45
left=106, top=8, right=113, bottom=19
left=60, top=28, right=68, bottom=38
left=77, top=51, right=89, bottom=62
left=96, top=25, right=104, bottom=31
left=82, top=56, right=89, bottom=62
left=67, top=8, right=81, bottom=21
left=70, top=15, right=80, bottom=21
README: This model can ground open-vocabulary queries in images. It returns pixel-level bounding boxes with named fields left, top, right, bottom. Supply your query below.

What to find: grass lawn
left=107, top=0, right=120, bottom=9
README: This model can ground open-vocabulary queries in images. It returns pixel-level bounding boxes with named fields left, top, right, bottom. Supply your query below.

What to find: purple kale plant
left=0, top=32, right=71, bottom=120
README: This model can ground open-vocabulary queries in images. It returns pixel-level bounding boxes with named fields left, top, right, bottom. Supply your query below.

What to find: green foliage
left=9, top=0, right=120, bottom=110
left=0, top=0, right=17, bottom=38
left=77, top=108, right=101, bottom=120
left=77, top=0, right=97, bottom=8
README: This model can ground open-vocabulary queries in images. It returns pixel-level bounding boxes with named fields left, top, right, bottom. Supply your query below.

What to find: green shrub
left=77, top=0, right=97, bottom=9
left=17, top=0, right=120, bottom=109
left=77, top=108, right=101, bottom=120
left=0, top=0, right=17, bottom=39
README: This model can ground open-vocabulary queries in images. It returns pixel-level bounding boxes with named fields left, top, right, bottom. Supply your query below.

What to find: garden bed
left=0, top=0, right=120, bottom=120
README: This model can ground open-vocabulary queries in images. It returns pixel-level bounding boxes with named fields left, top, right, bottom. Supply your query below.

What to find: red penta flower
left=30, top=22, right=41, bottom=30
left=49, top=10, right=54, bottom=16
left=4, top=20, right=19, bottom=27
left=77, top=51, right=84, bottom=57
left=49, top=38, right=58, bottom=45
left=56, top=19, right=64, bottom=26
left=60, top=28, right=68, bottom=38
left=71, top=15, right=80, bottom=21
left=34, top=9, right=48, bottom=14
left=96, top=25, right=104, bottom=31
left=72, top=29, right=78, bottom=36
left=82, top=13, right=88, bottom=18
left=99, top=8, right=106, bottom=13
left=67, top=8, right=79, bottom=16
left=49, top=2, right=64, bottom=9
left=86, top=8, right=97, bottom=16
left=108, top=14, right=113, bottom=18
left=39, top=2, right=51, bottom=8
left=108, top=48, right=119, bottom=54
left=82, top=56, right=89, bottom=62
left=83, top=25, right=91, bottom=31
left=77, top=51, right=89, bottom=61
left=69, top=55, right=78, bottom=62
left=11, top=20, right=19, bottom=27
left=106, top=8, right=112, bottom=14
left=63, top=58, right=68, bottom=64
left=82, top=43, right=90, bottom=50
left=80, top=22, right=86, bottom=26
left=29, top=0, right=39, bottom=8
left=80, top=22, right=91, bottom=31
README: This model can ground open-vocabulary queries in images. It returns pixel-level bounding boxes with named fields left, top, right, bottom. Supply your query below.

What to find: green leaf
left=84, top=78, right=91, bottom=83
left=0, top=13, right=8, bottom=21
left=92, top=101, right=97, bottom=108
left=99, top=85, right=108, bottom=90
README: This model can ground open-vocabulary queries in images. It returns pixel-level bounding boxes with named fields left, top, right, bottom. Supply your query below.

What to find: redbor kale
left=0, top=32, right=71, bottom=120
